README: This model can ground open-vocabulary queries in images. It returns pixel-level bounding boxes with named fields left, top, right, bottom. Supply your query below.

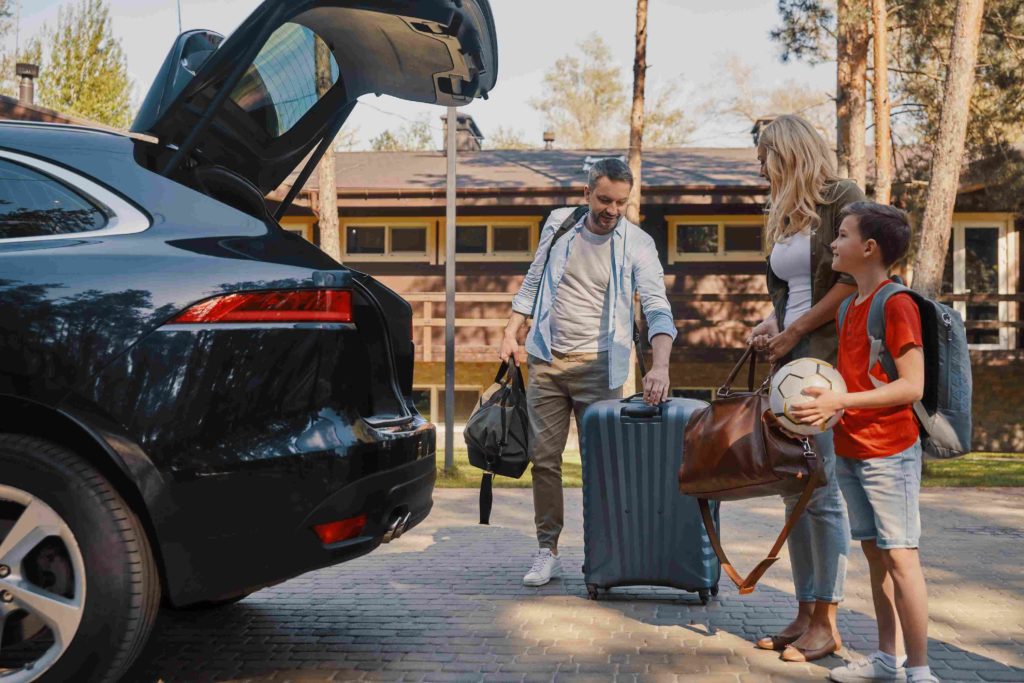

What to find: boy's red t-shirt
left=833, top=280, right=924, bottom=459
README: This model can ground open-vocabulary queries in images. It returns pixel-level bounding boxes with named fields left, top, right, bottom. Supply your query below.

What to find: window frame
left=439, top=216, right=543, bottom=263
left=340, top=217, right=437, bottom=263
left=666, top=215, right=766, bottom=263
left=0, top=149, right=149, bottom=243
left=945, top=213, right=1018, bottom=350
left=279, top=216, right=314, bottom=242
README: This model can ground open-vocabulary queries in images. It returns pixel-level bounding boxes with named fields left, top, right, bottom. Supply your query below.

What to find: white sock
left=875, top=651, right=906, bottom=668
left=906, top=665, right=932, bottom=679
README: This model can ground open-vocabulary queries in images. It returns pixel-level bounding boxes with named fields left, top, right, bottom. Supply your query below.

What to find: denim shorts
left=835, top=440, right=922, bottom=549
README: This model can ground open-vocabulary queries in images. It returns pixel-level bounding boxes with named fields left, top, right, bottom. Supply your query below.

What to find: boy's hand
left=790, top=386, right=845, bottom=427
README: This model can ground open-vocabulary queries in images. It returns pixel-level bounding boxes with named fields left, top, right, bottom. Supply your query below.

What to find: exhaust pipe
left=381, top=511, right=412, bottom=543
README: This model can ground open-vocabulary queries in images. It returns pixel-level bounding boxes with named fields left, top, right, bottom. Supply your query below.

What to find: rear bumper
left=163, top=448, right=436, bottom=606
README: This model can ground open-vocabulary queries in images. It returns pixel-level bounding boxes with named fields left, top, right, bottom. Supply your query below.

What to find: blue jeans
left=781, top=430, right=851, bottom=603
left=836, top=440, right=922, bottom=549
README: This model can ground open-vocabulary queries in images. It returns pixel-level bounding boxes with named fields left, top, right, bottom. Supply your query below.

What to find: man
left=499, top=157, right=676, bottom=587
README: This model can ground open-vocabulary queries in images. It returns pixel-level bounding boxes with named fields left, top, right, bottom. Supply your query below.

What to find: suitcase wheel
left=698, top=588, right=710, bottom=605
left=586, top=584, right=600, bottom=601
left=710, top=583, right=719, bottom=597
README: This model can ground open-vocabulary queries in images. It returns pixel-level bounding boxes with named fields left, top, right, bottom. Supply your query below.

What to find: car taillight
left=312, top=514, right=367, bottom=545
left=173, top=289, right=352, bottom=324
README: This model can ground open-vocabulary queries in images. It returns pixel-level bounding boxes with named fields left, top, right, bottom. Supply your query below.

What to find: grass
left=921, top=452, right=1024, bottom=487
left=435, top=449, right=581, bottom=489
left=435, top=449, right=1024, bottom=488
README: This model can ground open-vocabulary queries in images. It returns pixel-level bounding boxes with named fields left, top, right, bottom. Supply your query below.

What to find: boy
left=792, top=202, right=937, bottom=683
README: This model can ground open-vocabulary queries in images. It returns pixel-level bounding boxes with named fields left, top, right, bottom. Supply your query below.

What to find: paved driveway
left=136, top=488, right=1024, bottom=682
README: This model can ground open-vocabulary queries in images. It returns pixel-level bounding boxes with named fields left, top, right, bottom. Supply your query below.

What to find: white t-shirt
left=769, top=230, right=813, bottom=329
left=549, top=225, right=613, bottom=353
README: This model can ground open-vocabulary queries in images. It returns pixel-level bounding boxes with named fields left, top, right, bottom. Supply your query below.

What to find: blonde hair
left=757, top=114, right=841, bottom=244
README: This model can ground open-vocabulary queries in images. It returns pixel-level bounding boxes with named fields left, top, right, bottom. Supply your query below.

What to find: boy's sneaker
left=906, top=672, right=939, bottom=683
left=829, top=653, right=907, bottom=682
left=522, top=548, right=562, bottom=586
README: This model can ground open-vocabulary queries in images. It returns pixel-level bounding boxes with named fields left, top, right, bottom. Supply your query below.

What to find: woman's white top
left=769, top=229, right=813, bottom=330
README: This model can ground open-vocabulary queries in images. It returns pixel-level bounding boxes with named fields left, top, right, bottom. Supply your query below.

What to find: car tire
left=0, top=434, right=161, bottom=682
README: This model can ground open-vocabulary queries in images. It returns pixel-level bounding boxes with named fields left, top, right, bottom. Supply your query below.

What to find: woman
left=747, top=114, right=861, bottom=663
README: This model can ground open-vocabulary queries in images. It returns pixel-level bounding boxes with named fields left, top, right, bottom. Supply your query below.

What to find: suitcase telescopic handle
left=620, top=393, right=662, bottom=418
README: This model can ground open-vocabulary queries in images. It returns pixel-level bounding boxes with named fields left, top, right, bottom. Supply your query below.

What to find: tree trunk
left=836, top=0, right=869, bottom=188
left=912, top=0, right=985, bottom=298
left=627, top=0, right=647, bottom=226
left=872, top=0, right=893, bottom=204
left=625, top=0, right=648, bottom=396
left=315, top=36, right=340, bottom=262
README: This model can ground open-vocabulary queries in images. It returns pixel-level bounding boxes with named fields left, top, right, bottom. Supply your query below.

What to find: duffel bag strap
left=697, top=438, right=821, bottom=594
left=479, top=473, right=494, bottom=525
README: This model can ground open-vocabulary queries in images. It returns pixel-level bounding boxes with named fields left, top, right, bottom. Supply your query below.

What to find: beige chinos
left=527, top=350, right=623, bottom=550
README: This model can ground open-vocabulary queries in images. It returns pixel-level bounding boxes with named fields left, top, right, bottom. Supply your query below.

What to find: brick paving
left=136, top=488, right=1024, bottom=682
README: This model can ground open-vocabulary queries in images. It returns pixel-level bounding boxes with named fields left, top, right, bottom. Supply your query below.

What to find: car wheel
left=0, top=434, right=160, bottom=682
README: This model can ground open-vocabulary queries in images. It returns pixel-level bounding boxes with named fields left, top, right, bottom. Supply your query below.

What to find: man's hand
left=641, top=365, right=670, bottom=405
left=499, top=331, right=522, bottom=366
left=789, top=386, right=845, bottom=428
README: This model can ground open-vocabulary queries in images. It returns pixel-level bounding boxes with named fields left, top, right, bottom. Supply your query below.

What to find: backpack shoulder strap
left=837, top=293, right=856, bottom=334
left=865, top=282, right=911, bottom=388
left=529, top=206, right=588, bottom=320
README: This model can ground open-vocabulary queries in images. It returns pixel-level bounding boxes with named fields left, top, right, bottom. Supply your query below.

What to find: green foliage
left=485, top=125, right=535, bottom=150
left=530, top=33, right=691, bottom=150
left=772, top=0, right=1024, bottom=212
left=531, top=34, right=628, bottom=149
left=771, top=0, right=837, bottom=64
left=31, top=0, right=133, bottom=128
left=370, top=114, right=436, bottom=151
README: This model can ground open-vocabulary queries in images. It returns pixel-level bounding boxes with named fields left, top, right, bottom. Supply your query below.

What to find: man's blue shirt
left=512, top=207, right=677, bottom=389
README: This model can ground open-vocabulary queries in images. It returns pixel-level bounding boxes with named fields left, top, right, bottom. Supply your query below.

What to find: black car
left=0, top=1, right=497, bottom=680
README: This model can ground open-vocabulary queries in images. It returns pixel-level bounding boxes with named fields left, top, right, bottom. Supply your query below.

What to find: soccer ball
left=769, top=357, right=848, bottom=436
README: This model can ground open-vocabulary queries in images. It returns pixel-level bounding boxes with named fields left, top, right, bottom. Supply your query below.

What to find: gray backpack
left=837, top=281, right=973, bottom=459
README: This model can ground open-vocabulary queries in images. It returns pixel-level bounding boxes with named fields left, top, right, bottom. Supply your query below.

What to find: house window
left=941, top=215, right=1017, bottom=349
left=279, top=219, right=313, bottom=242
left=341, top=220, right=434, bottom=262
left=442, top=217, right=541, bottom=262
left=668, top=216, right=765, bottom=263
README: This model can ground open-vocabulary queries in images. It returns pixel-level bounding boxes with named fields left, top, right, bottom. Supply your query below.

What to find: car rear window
left=0, top=159, right=108, bottom=238
left=229, top=22, right=340, bottom=138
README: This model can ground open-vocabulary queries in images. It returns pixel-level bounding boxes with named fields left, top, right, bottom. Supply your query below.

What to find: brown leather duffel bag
left=679, top=346, right=825, bottom=594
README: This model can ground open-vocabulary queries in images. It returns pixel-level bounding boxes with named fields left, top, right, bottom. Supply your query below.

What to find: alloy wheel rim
left=0, top=484, right=86, bottom=682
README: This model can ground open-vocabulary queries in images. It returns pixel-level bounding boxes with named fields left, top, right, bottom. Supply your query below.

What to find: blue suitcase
left=580, top=395, right=721, bottom=603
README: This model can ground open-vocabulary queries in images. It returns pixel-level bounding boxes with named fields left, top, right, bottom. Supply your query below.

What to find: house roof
left=0, top=94, right=117, bottom=130
left=284, top=147, right=767, bottom=194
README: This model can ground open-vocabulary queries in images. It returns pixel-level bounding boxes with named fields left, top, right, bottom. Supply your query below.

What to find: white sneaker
left=522, top=548, right=562, bottom=586
left=906, top=672, right=940, bottom=683
left=829, top=653, right=907, bottom=682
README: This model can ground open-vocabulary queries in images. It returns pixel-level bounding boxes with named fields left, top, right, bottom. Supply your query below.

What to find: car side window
left=0, top=158, right=108, bottom=239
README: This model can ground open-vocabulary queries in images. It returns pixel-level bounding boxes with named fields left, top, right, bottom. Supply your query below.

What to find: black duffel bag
left=464, top=361, right=530, bottom=524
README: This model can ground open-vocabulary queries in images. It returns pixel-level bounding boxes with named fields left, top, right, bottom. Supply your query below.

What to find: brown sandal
left=755, top=633, right=802, bottom=651
left=780, top=638, right=840, bottom=662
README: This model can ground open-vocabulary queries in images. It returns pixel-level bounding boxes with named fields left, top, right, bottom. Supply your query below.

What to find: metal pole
left=444, top=106, right=457, bottom=473
left=176, top=0, right=182, bottom=34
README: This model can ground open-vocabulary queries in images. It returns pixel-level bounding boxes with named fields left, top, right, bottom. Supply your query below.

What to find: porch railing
left=405, top=292, right=1022, bottom=362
